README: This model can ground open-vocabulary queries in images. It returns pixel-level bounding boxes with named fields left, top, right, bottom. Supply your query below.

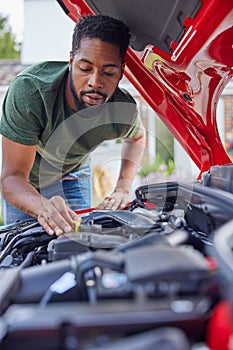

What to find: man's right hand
left=1, top=138, right=81, bottom=236
left=37, top=195, right=82, bottom=236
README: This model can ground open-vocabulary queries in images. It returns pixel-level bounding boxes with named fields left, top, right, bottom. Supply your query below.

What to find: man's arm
left=97, top=125, right=146, bottom=210
left=0, top=137, right=81, bottom=235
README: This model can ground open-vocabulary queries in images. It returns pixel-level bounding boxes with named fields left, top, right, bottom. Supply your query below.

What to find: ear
left=69, top=51, right=73, bottom=71
left=120, top=62, right=126, bottom=80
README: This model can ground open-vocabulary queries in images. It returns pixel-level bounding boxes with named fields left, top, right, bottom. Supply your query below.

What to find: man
left=0, top=14, right=145, bottom=236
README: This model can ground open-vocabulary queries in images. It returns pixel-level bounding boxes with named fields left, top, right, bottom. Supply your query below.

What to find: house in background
left=21, top=0, right=74, bottom=64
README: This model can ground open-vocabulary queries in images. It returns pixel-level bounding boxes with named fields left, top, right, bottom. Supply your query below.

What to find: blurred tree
left=0, top=14, right=20, bottom=59
left=156, top=118, right=174, bottom=162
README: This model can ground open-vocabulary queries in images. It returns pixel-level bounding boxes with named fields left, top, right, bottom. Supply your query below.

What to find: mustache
left=80, top=90, right=107, bottom=99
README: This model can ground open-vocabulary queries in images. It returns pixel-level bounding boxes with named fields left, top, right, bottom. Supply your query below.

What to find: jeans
left=1, top=165, right=92, bottom=225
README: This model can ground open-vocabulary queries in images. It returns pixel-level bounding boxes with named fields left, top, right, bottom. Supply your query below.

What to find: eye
left=79, top=65, right=92, bottom=73
left=104, top=71, right=115, bottom=76
left=103, top=66, right=119, bottom=76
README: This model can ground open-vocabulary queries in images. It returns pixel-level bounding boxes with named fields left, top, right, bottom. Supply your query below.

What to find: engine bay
left=0, top=181, right=233, bottom=349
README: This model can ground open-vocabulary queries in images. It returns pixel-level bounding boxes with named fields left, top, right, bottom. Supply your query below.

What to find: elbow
left=0, top=175, right=9, bottom=200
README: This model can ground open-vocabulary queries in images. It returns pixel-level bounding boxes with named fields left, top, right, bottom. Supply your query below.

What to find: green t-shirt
left=0, top=61, right=141, bottom=189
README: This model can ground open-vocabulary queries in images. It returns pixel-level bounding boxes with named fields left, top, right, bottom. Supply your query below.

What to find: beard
left=69, top=70, right=87, bottom=111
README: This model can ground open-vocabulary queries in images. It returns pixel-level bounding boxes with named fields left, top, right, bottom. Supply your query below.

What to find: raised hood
left=57, top=0, right=233, bottom=175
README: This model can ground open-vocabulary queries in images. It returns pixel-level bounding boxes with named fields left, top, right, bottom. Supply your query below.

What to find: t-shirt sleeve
left=123, top=110, right=142, bottom=139
left=0, top=76, right=43, bottom=145
left=112, top=87, right=142, bottom=140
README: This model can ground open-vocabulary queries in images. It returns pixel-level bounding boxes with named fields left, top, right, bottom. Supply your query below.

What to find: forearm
left=97, top=127, right=146, bottom=210
left=115, top=127, right=146, bottom=192
left=1, top=174, right=81, bottom=235
left=114, top=159, right=140, bottom=193
left=1, top=174, right=45, bottom=218
left=1, top=138, right=80, bottom=235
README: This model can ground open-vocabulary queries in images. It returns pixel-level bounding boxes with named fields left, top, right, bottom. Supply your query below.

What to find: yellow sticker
left=73, top=220, right=80, bottom=232
left=144, top=53, right=163, bottom=71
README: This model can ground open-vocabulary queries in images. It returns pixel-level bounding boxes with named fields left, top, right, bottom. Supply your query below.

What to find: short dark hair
left=71, top=14, right=130, bottom=63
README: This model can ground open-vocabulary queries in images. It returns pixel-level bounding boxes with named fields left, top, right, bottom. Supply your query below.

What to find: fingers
left=37, top=196, right=82, bottom=236
left=37, top=215, right=63, bottom=236
left=68, top=207, right=82, bottom=223
left=97, top=191, right=129, bottom=210
left=98, top=196, right=118, bottom=210
left=68, top=207, right=82, bottom=231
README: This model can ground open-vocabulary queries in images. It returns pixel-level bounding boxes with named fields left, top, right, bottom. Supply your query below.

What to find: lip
left=83, top=94, right=105, bottom=105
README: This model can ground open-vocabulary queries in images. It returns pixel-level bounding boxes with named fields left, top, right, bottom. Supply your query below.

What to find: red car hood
left=57, top=0, right=233, bottom=175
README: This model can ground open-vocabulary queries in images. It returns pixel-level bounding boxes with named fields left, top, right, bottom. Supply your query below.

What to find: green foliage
left=0, top=15, right=21, bottom=59
left=138, top=154, right=176, bottom=178
left=156, top=118, right=174, bottom=162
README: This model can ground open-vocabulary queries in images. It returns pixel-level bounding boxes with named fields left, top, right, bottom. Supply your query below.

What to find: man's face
left=69, top=38, right=124, bottom=109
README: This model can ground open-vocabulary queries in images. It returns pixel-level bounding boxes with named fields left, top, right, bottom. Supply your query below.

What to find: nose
left=88, top=71, right=104, bottom=89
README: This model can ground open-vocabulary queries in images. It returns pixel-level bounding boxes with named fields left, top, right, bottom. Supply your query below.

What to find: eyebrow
left=78, top=58, right=119, bottom=68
